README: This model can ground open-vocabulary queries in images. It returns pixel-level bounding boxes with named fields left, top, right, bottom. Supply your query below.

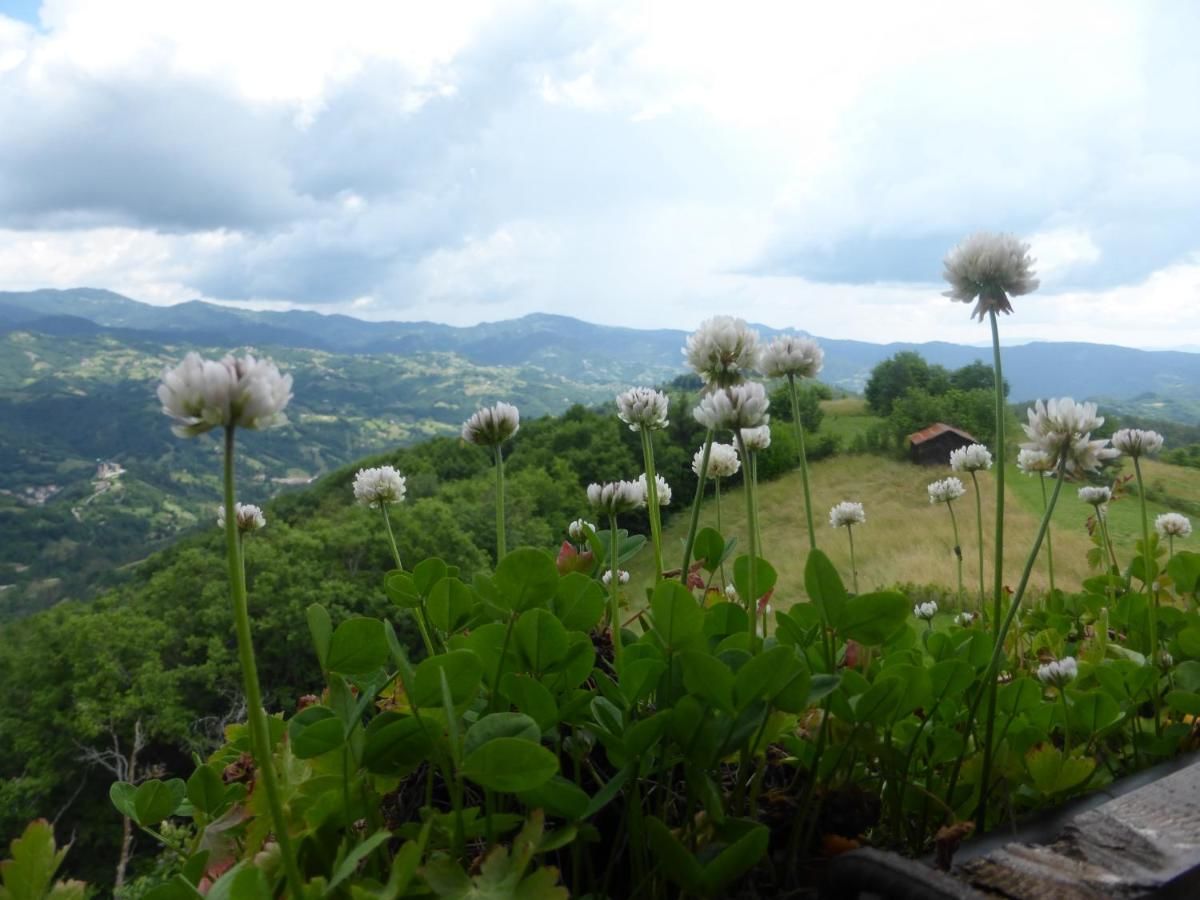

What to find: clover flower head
left=616, top=387, right=670, bottom=432
left=942, top=231, right=1039, bottom=321
left=158, top=351, right=293, bottom=437
left=914, top=601, right=938, bottom=621
left=1156, top=513, right=1192, bottom=539
left=602, top=569, right=631, bottom=587
left=1036, top=656, right=1078, bottom=687
left=829, top=501, right=865, bottom=529
left=683, top=316, right=760, bottom=387
left=217, top=502, right=266, bottom=533
left=586, top=480, right=645, bottom=516
left=353, top=466, right=407, bottom=506
left=1021, top=398, right=1116, bottom=475
left=928, top=477, right=966, bottom=504
left=1077, top=485, right=1111, bottom=507
left=694, top=442, right=741, bottom=479
left=461, top=402, right=520, bottom=447
left=1017, top=448, right=1056, bottom=477
left=954, top=611, right=977, bottom=627
left=949, top=443, right=993, bottom=473
left=738, top=425, right=772, bottom=452
left=1111, top=428, right=1164, bottom=458
left=724, top=584, right=739, bottom=603
left=567, top=518, right=595, bottom=542
left=693, top=382, right=770, bottom=431
left=759, top=335, right=823, bottom=379
left=638, top=472, right=672, bottom=507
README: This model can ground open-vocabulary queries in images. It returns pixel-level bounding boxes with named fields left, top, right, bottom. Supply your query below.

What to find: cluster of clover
left=153, top=230, right=1194, bottom=891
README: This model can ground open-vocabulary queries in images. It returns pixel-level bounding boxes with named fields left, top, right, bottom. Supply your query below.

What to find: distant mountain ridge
left=2, top=288, right=1198, bottom=415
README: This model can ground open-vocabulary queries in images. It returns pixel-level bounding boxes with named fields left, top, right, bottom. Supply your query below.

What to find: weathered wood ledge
left=826, top=753, right=1200, bottom=899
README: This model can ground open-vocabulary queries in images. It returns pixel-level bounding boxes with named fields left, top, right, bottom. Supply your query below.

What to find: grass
left=631, top=451, right=1196, bottom=614
left=819, top=397, right=885, bottom=445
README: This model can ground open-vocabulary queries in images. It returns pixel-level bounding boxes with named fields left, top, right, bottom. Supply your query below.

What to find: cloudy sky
left=1, top=0, right=1198, bottom=348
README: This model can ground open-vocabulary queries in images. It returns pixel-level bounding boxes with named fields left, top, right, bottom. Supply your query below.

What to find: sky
left=0, top=0, right=1198, bottom=349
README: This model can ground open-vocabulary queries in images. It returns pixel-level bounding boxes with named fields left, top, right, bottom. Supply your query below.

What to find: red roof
left=907, top=422, right=979, bottom=446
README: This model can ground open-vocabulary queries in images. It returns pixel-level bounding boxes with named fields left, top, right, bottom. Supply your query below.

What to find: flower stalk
left=786, top=373, right=818, bottom=551
left=608, top=514, right=623, bottom=669
left=1038, top=476, right=1057, bottom=596
left=1132, top=456, right=1161, bottom=734
left=495, top=444, right=507, bottom=560
left=988, top=309, right=1007, bottom=632
left=734, top=430, right=760, bottom=639
left=680, top=430, right=715, bottom=584
left=953, top=453, right=1067, bottom=833
left=223, top=428, right=304, bottom=898
left=640, top=430, right=665, bottom=580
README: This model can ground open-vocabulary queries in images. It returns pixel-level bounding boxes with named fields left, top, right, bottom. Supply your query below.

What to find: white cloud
left=0, top=0, right=1196, bottom=349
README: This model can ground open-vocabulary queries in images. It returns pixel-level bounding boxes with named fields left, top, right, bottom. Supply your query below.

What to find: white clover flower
left=1156, top=513, right=1192, bottom=539
left=759, top=335, right=823, bottom=379
left=616, top=387, right=670, bottom=432
left=829, top=501, right=865, bottom=529
left=942, top=231, right=1039, bottom=321
left=1020, top=398, right=1117, bottom=475
left=928, top=477, right=966, bottom=504
left=353, top=466, right=407, bottom=507
left=217, top=502, right=266, bottom=533
left=638, top=473, right=672, bottom=507
left=1077, top=485, right=1111, bottom=507
left=1111, top=428, right=1165, bottom=458
left=159, top=352, right=293, bottom=437
left=738, top=425, right=772, bottom=452
left=601, top=569, right=630, bottom=586
left=954, top=611, right=977, bottom=627
left=461, top=402, right=520, bottom=447
left=694, top=382, right=770, bottom=431
left=568, top=518, right=595, bottom=542
left=1017, top=448, right=1056, bottom=477
left=724, top=584, right=740, bottom=603
left=914, top=601, right=939, bottom=621
left=683, top=316, right=760, bottom=388
left=587, top=480, right=645, bottom=516
left=949, top=443, right=993, bottom=473
left=693, top=442, right=741, bottom=479
left=1036, top=656, right=1078, bottom=687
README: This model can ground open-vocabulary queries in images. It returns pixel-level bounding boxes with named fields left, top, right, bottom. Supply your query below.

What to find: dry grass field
left=630, top=451, right=1197, bottom=614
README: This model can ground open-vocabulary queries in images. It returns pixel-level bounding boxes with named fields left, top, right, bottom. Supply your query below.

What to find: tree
left=864, top=352, right=951, bottom=416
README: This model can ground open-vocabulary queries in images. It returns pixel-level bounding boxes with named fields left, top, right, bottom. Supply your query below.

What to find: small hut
left=907, top=423, right=978, bottom=466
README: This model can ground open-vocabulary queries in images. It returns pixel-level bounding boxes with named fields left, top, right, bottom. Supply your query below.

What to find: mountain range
left=1, top=287, right=1197, bottom=617
left=4, top=288, right=1198, bottom=410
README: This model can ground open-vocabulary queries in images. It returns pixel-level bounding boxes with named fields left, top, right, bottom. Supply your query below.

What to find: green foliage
left=0, top=820, right=85, bottom=900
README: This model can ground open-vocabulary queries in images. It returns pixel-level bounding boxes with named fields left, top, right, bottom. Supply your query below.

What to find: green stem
left=609, top=514, right=624, bottom=670
left=960, top=454, right=1067, bottom=833
left=490, top=613, right=517, bottom=713
left=680, top=430, right=715, bottom=584
left=735, top=431, right=760, bottom=641
left=382, top=504, right=434, bottom=657
left=787, top=373, right=818, bottom=551
left=222, top=428, right=304, bottom=898
left=989, top=309, right=1007, bottom=624
left=969, top=471, right=986, bottom=615
left=1133, top=456, right=1161, bottom=735
left=947, top=500, right=964, bottom=607
left=715, top=478, right=727, bottom=589
left=640, top=429, right=665, bottom=581
left=1038, top=476, right=1056, bottom=596
left=494, top=444, right=507, bottom=561
left=1097, top=510, right=1118, bottom=608
left=846, top=524, right=859, bottom=594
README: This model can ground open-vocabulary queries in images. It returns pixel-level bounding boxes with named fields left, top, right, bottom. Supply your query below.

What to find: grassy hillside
left=630, top=451, right=1196, bottom=610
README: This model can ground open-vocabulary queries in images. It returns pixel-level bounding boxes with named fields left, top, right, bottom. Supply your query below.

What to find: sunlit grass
left=634, top=452, right=1195, bottom=612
